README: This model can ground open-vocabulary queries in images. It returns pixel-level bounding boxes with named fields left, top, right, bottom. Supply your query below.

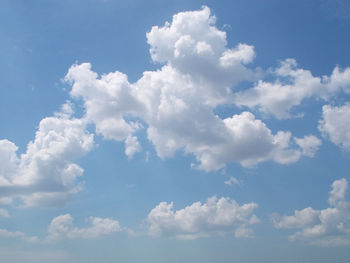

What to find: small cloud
left=0, top=208, right=9, bottom=218
left=222, top=24, right=232, bottom=30
left=224, top=176, right=240, bottom=186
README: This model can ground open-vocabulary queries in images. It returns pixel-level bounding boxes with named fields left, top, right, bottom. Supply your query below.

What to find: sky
left=1, top=0, right=350, bottom=262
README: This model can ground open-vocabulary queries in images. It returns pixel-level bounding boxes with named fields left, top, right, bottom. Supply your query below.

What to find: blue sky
left=1, top=0, right=350, bottom=262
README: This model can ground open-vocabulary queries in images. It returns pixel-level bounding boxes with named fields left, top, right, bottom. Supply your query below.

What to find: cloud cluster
left=0, top=103, right=94, bottom=207
left=145, top=196, right=259, bottom=239
left=0, top=196, right=257, bottom=242
left=272, top=178, right=350, bottom=246
left=47, top=214, right=121, bottom=241
left=65, top=7, right=319, bottom=171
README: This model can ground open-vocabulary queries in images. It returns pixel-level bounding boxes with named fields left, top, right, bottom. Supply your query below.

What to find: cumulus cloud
left=64, top=7, right=318, bottom=171
left=272, top=178, right=350, bottom=246
left=233, top=59, right=350, bottom=119
left=145, top=196, right=259, bottom=239
left=125, top=135, right=142, bottom=158
left=0, top=103, right=94, bottom=207
left=319, top=103, right=350, bottom=151
left=294, top=135, right=322, bottom=158
left=47, top=214, right=122, bottom=241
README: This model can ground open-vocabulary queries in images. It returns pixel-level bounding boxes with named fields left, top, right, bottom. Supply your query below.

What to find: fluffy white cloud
left=319, top=103, right=350, bottom=151
left=294, top=135, right=322, bottom=158
left=47, top=214, right=121, bottom=241
left=146, top=6, right=257, bottom=87
left=125, top=135, right=142, bottom=158
left=145, top=196, right=259, bottom=239
left=64, top=7, right=318, bottom=171
left=0, top=103, right=94, bottom=207
left=272, top=178, right=350, bottom=246
left=233, top=59, right=350, bottom=119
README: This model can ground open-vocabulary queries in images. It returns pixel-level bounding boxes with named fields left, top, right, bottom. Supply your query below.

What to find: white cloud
left=64, top=7, right=314, bottom=171
left=64, top=6, right=325, bottom=171
left=67, top=59, right=309, bottom=170
left=0, top=208, right=9, bottom=218
left=272, top=178, right=350, bottom=246
left=224, top=176, right=240, bottom=186
left=125, top=135, right=142, bottom=158
left=145, top=196, right=259, bottom=239
left=47, top=214, right=121, bottom=241
left=0, top=228, right=38, bottom=243
left=65, top=63, right=143, bottom=142
left=0, top=213, right=121, bottom=243
left=319, top=103, right=350, bottom=151
left=294, top=135, right=322, bottom=157
left=233, top=59, right=350, bottom=119
left=0, top=104, right=94, bottom=207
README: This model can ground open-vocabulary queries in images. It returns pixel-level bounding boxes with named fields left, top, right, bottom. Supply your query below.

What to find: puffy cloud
left=64, top=7, right=316, bottom=171
left=145, top=196, right=259, bottom=239
left=147, top=6, right=223, bottom=64
left=319, top=103, right=350, bottom=151
left=47, top=214, right=121, bottom=241
left=272, top=178, right=350, bottom=246
left=233, top=59, right=350, bottom=119
left=0, top=103, right=94, bottom=207
left=294, top=135, right=322, bottom=158
left=125, top=135, right=142, bottom=158
left=65, top=63, right=143, bottom=143
left=272, top=207, right=320, bottom=229
left=146, top=6, right=257, bottom=87
left=329, top=178, right=348, bottom=208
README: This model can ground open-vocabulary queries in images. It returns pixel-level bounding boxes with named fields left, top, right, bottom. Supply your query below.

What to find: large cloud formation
left=272, top=178, right=350, bottom=246
left=145, top=196, right=259, bottom=239
left=65, top=6, right=321, bottom=172
left=0, top=103, right=94, bottom=207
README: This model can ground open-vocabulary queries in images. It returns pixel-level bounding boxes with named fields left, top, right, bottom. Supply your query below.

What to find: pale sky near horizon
left=1, top=1, right=350, bottom=262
